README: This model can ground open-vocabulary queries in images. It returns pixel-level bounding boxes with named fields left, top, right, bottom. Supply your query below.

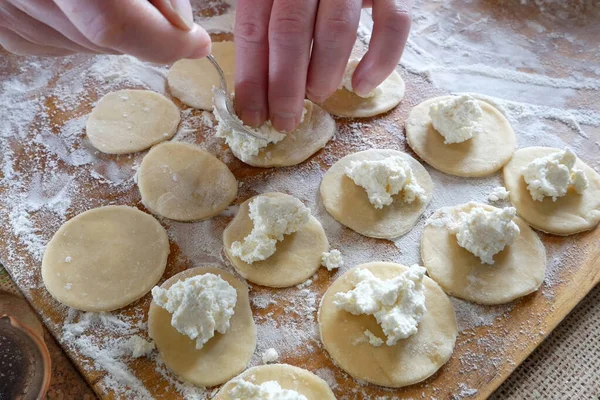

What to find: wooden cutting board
left=1, top=1, right=599, bottom=399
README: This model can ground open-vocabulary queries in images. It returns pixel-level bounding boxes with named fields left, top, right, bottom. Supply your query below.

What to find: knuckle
left=83, top=14, right=124, bottom=48
left=383, top=9, right=411, bottom=34
left=235, top=21, right=266, bottom=45
left=269, top=15, right=311, bottom=50
left=316, top=17, right=356, bottom=47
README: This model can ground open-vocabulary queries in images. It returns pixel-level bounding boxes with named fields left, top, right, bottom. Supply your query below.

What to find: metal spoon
left=206, top=55, right=271, bottom=141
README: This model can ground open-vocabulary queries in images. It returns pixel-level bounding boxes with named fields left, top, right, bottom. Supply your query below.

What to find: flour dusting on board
left=0, top=0, right=598, bottom=399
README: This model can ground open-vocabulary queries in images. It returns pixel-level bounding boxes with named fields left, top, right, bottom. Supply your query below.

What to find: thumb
left=150, top=0, right=195, bottom=31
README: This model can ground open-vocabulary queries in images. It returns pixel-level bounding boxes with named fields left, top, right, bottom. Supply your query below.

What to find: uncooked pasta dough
left=503, top=147, right=600, bottom=235
left=86, top=89, right=180, bottom=154
left=320, top=70, right=405, bottom=118
left=41, top=206, right=169, bottom=312
left=148, top=267, right=256, bottom=387
left=318, top=262, right=457, bottom=388
left=320, top=149, right=433, bottom=239
left=406, top=96, right=516, bottom=177
left=421, top=202, right=547, bottom=305
left=167, top=41, right=234, bottom=110
left=222, top=193, right=329, bottom=288
left=214, top=364, right=336, bottom=399
left=137, top=142, right=237, bottom=221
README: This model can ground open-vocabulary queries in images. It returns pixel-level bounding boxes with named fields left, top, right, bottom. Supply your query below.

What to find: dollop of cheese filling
left=228, top=379, right=307, bottom=400
left=429, top=95, right=484, bottom=144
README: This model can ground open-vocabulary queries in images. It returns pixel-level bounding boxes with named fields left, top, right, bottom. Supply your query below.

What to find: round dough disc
left=318, top=262, right=457, bottom=388
left=405, top=96, right=516, bottom=177
left=421, top=202, right=547, bottom=305
left=41, top=206, right=169, bottom=312
left=319, top=70, right=405, bottom=118
left=148, top=266, right=256, bottom=387
left=503, top=146, right=600, bottom=235
left=137, top=142, right=237, bottom=221
left=320, top=149, right=433, bottom=239
left=86, top=89, right=180, bottom=154
left=232, top=100, right=336, bottom=168
left=167, top=41, right=234, bottom=110
left=214, top=364, right=336, bottom=399
left=222, top=193, right=329, bottom=288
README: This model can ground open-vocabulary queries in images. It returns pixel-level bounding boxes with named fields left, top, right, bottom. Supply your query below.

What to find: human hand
left=234, top=0, right=412, bottom=132
left=0, top=0, right=211, bottom=63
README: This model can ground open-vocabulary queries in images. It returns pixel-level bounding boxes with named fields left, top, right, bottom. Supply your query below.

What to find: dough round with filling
left=86, top=89, right=180, bottom=154
left=232, top=100, right=336, bottom=168
left=503, top=146, right=600, bottom=235
left=214, top=364, right=336, bottom=399
left=421, top=202, right=546, bottom=305
left=137, top=142, right=237, bottom=221
left=406, top=96, right=516, bottom=177
left=318, top=262, right=457, bottom=388
left=42, top=206, right=169, bottom=312
left=222, top=193, right=329, bottom=288
left=320, top=70, right=405, bottom=118
left=167, top=41, right=234, bottom=110
left=148, top=266, right=256, bottom=387
left=320, top=149, right=433, bottom=239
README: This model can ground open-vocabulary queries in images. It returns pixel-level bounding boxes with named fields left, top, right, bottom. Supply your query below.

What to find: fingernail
left=241, top=109, right=265, bottom=127
left=170, top=0, right=195, bottom=30
left=272, top=113, right=298, bottom=133
left=353, top=79, right=375, bottom=98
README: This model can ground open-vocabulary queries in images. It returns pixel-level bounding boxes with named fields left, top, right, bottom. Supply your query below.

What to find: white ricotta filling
left=429, top=95, right=484, bottom=144
left=334, top=265, right=427, bottom=346
left=321, top=249, right=343, bottom=271
left=151, top=273, right=237, bottom=350
left=228, top=379, right=307, bottom=400
left=230, top=195, right=311, bottom=264
left=520, top=148, right=588, bottom=201
left=451, top=206, right=520, bottom=265
left=488, top=186, right=510, bottom=202
left=345, top=156, right=426, bottom=209
left=261, top=348, right=279, bottom=364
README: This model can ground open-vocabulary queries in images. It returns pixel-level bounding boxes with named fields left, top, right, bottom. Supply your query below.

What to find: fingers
left=306, top=0, right=362, bottom=103
left=0, top=27, right=74, bottom=56
left=234, top=0, right=273, bottom=127
left=353, top=0, right=412, bottom=97
left=149, top=0, right=194, bottom=31
left=268, top=0, right=318, bottom=132
left=54, top=0, right=211, bottom=64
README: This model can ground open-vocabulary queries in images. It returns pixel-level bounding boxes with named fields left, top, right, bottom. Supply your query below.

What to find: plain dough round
left=86, top=89, right=180, bottom=154
left=320, top=149, right=434, bottom=239
left=319, top=70, right=405, bottom=118
left=232, top=100, right=336, bottom=168
left=137, top=142, right=237, bottom=221
left=421, top=202, right=547, bottom=305
left=41, top=206, right=169, bottom=312
left=214, top=364, right=336, bottom=399
left=503, top=146, right=600, bottom=235
left=222, top=193, right=329, bottom=288
left=318, top=262, right=457, bottom=388
left=148, top=266, right=256, bottom=387
left=167, top=41, right=234, bottom=110
left=405, top=96, right=516, bottom=177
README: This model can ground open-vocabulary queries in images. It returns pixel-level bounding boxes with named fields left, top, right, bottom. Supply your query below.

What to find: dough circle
left=503, top=146, right=600, bottom=235
left=41, top=206, right=169, bottom=312
left=148, top=266, right=256, bottom=387
left=137, top=142, right=237, bottom=221
left=320, top=70, right=405, bottom=118
left=320, top=149, right=433, bottom=239
left=167, top=41, right=234, bottom=110
left=405, top=96, right=516, bottom=177
left=222, top=193, right=329, bottom=288
left=421, top=202, right=547, bottom=305
left=214, top=364, right=336, bottom=399
left=86, top=89, right=180, bottom=154
left=231, top=100, right=336, bottom=168
left=318, top=262, right=457, bottom=388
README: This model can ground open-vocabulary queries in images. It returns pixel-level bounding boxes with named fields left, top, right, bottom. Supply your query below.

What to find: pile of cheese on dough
left=228, top=379, right=307, bottom=400
left=231, top=195, right=311, bottom=264
left=214, top=103, right=307, bottom=161
left=429, top=95, right=484, bottom=144
left=321, top=249, right=343, bottom=271
left=451, top=206, right=520, bottom=265
left=338, top=59, right=381, bottom=98
left=151, top=274, right=237, bottom=350
left=334, top=265, right=427, bottom=346
left=520, top=148, right=588, bottom=202
left=345, top=156, right=426, bottom=209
